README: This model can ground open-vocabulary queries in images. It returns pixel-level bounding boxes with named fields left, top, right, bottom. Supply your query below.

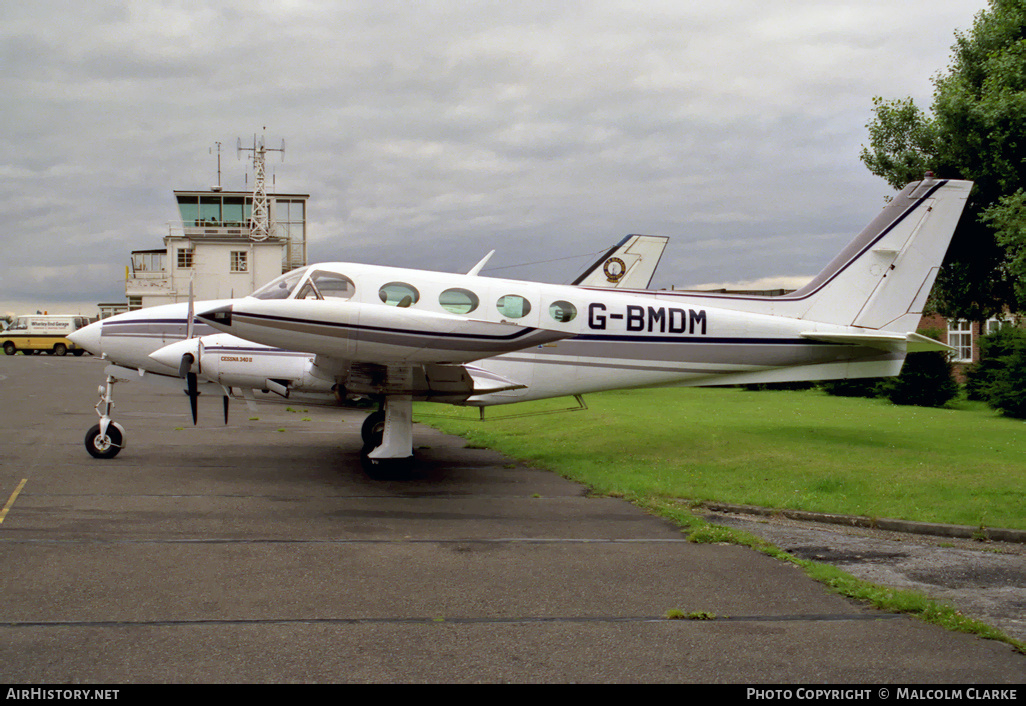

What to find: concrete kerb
left=702, top=502, right=1026, bottom=544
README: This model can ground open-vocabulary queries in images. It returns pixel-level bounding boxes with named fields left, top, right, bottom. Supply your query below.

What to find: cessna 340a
left=68, top=234, right=667, bottom=462
left=71, top=177, right=970, bottom=469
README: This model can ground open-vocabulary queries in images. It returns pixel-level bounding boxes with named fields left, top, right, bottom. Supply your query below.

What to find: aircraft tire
left=361, top=411, right=386, bottom=447
left=359, top=448, right=415, bottom=480
left=85, top=424, right=123, bottom=460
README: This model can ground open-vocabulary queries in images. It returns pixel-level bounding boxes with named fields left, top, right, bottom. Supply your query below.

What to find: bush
left=880, top=351, right=959, bottom=407
left=820, top=378, right=885, bottom=398
left=741, top=381, right=817, bottom=391
left=970, top=326, right=1026, bottom=418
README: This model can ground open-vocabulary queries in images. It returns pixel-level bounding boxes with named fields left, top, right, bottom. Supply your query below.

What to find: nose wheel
left=84, top=373, right=126, bottom=459
left=85, top=422, right=124, bottom=459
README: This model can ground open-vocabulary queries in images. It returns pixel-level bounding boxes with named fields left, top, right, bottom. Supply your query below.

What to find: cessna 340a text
left=70, top=177, right=971, bottom=472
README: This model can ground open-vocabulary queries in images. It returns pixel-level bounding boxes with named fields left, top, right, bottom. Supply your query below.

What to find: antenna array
left=237, top=131, right=285, bottom=241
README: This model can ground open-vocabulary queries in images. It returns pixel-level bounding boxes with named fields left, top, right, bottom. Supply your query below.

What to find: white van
left=1, top=315, right=92, bottom=356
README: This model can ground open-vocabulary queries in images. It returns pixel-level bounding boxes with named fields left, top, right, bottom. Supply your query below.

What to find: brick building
left=917, top=312, right=1020, bottom=380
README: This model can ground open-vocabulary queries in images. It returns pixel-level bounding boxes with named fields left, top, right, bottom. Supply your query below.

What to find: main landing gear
left=359, top=395, right=414, bottom=478
left=85, top=373, right=126, bottom=459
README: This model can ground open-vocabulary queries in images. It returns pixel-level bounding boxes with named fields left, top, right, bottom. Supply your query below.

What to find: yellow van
left=1, top=315, right=91, bottom=356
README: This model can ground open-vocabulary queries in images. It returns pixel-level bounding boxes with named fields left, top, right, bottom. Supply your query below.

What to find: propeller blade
left=187, top=371, right=198, bottom=425
left=223, top=395, right=230, bottom=425
left=186, top=281, right=195, bottom=340
left=178, top=352, right=195, bottom=379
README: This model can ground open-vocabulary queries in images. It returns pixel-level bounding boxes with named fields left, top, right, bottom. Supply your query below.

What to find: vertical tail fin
left=787, top=177, right=972, bottom=330
left=572, top=234, right=669, bottom=289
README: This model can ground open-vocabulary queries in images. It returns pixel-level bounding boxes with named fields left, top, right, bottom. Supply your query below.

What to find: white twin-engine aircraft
left=71, top=177, right=970, bottom=469
left=69, top=233, right=667, bottom=461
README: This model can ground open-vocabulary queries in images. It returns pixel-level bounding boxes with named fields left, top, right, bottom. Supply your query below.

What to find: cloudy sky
left=1, top=0, right=988, bottom=316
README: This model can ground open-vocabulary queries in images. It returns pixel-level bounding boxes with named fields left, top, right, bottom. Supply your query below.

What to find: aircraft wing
left=198, top=298, right=571, bottom=366
left=314, top=357, right=527, bottom=401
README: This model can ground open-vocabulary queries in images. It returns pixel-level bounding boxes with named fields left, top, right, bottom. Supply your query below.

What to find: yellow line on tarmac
left=0, top=479, right=28, bottom=525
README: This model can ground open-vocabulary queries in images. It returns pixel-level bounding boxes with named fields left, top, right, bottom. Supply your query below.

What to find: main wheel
left=3, top=342, right=15, bottom=356
left=360, top=449, right=415, bottom=480
left=53, top=343, right=67, bottom=356
left=361, top=411, right=386, bottom=447
left=85, top=423, right=123, bottom=459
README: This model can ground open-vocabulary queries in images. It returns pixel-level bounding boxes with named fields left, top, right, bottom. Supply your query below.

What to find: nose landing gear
left=84, top=373, right=126, bottom=459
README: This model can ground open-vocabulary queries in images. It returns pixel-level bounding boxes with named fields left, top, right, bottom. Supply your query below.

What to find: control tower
left=125, top=137, right=308, bottom=309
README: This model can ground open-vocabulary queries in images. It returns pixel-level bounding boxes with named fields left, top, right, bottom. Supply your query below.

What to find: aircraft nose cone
left=67, top=321, right=102, bottom=354
left=197, top=304, right=232, bottom=329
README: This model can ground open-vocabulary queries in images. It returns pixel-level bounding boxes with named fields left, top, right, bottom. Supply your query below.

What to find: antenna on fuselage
left=467, top=250, right=495, bottom=276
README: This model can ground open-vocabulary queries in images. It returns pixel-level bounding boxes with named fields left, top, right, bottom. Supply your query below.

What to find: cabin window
left=496, top=294, right=531, bottom=319
left=298, top=271, right=356, bottom=300
left=439, top=288, right=479, bottom=314
left=548, top=301, right=577, bottom=323
left=379, top=282, right=420, bottom=307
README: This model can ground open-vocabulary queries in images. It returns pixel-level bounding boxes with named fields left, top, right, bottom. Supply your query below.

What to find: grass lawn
left=419, top=387, right=1026, bottom=531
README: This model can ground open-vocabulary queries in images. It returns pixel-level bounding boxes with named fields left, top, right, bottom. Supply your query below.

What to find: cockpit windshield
left=251, top=267, right=310, bottom=300
left=296, top=270, right=356, bottom=300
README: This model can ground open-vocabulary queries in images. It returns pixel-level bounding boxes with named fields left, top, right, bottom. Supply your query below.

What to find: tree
left=965, top=325, right=1026, bottom=417
left=879, top=352, right=959, bottom=407
left=860, top=0, right=1026, bottom=320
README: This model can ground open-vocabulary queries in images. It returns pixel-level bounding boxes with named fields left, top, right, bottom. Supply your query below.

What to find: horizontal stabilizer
left=800, top=331, right=952, bottom=353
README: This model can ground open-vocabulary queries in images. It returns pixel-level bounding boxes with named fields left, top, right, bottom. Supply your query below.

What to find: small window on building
left=439, top=288, right=479, bottom=314
left=230, top=251, right=248, bottom=273
left=985, top=317, right=1012, bottom=335
left=947, top=319, right=973, bottom=362
left=127, top=296, right=143, bottom=311
left=379, top=282, right=420, bottom=307
left=177, top=249, right=194, bottom=269
left=496, top=294, right=532, bottom=319
left=548, top=300, right=577, bottom=323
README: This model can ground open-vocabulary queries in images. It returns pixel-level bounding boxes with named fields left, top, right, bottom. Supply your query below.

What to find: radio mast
left=237, top=132, right=285, bottom=241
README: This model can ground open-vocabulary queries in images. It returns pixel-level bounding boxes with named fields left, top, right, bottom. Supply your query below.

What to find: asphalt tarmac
left=0, top=355, right=1022, bottom=683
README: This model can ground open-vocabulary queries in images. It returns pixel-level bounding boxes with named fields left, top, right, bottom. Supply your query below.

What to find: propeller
left=173, top=282, right=230, bottom=426
left=177, top=346, right=200, bottom=426
left=180, top=284, right=200, bottom=425
left=186, top=366, right=199, bottom=425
